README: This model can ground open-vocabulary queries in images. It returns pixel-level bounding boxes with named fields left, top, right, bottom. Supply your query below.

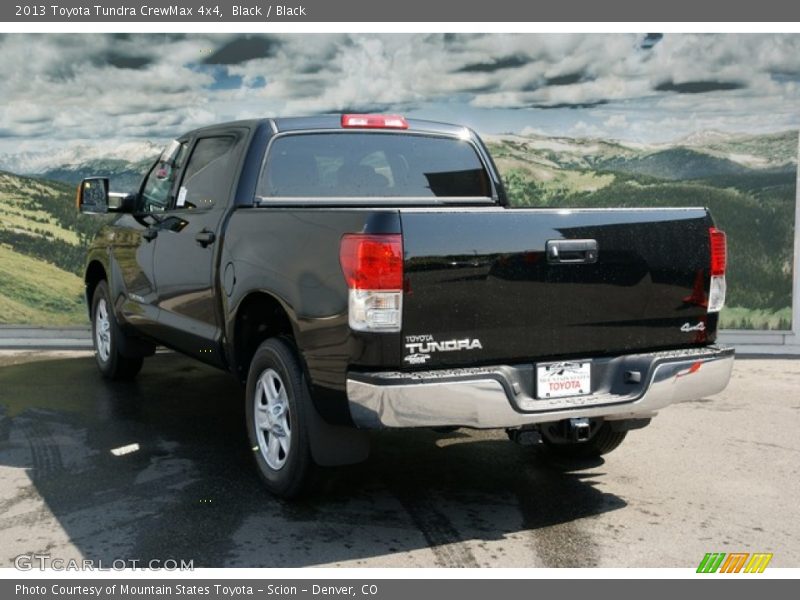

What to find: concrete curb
left=0, top=326, right=92, bottom=350
left=1, top=327, right=798, bottom=355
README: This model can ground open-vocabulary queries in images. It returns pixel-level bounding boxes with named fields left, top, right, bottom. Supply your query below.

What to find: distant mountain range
left=0, top=130, right=795, bottom=192
left=485, top=129, right=798, bottom=182
left=0, top=140, right=162, bottom=191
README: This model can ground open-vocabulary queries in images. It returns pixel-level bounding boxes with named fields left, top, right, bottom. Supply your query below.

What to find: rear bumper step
left=346, top=345, right=734, bottom=429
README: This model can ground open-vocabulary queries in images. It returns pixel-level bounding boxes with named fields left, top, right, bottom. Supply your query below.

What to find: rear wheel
left=91, top=281, right=143, bottom=380
left=245, top=338, right=314, bottom=499
left=540, top=420, right=627, bottom=459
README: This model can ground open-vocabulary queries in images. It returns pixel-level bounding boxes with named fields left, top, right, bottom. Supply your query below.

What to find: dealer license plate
left=536, top=361, right=591, bottom=399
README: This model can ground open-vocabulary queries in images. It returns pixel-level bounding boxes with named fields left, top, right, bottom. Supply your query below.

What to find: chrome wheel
left=95, top=298, right=111, bottom=362
left=254, top=368, right=292, bottom=470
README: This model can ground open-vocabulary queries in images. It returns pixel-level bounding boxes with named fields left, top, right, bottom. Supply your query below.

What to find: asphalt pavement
left=0, top=350, right=798, bottom=568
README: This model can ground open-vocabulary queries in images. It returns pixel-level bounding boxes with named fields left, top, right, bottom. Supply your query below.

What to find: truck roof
left=273, top=116, right=468, bottom=137
left=185, top=116, right=470, bottom=138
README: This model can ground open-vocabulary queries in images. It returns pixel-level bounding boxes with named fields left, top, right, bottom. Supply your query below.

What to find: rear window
left=257, top=133, right=492, bottom=199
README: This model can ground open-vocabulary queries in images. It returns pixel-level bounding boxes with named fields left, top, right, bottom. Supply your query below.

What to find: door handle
left=195, top=229, right=216, bottom=248
left=142, top=227, right=158, bottom=242
left=546, top=239, right=598, bottom=264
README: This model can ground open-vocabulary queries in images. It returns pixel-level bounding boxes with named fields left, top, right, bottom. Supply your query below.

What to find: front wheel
left=540, top=420, right=627, bottom=459
left=245, top=338, right=314, bottom=499
left=91, top=281, right=143, bottom=380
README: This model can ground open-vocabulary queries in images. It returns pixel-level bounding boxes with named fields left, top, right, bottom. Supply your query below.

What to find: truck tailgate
left=400, top=207, right=716, bottom=367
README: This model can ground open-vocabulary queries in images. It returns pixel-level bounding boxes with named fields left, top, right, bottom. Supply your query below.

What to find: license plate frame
left=536, top=361, right=592, bottom=399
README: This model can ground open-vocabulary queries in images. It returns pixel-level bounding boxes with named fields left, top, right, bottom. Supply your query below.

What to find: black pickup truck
left=77, top=114, right=734, bottom=497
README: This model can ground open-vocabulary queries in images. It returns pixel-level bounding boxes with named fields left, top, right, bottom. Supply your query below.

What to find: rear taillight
left=339, top=234, right=403, bottom=331
left=708, top=227, right=727, bottom=313
left=341, top=114, right=409, bottom=129
left=710, top=227, right=727, bottom=276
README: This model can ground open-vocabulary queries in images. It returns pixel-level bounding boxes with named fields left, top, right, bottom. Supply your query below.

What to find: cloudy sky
left=1, top=32, right=799, bottom=154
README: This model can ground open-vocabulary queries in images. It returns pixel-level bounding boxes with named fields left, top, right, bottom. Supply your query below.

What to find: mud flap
left=307, top=401, right=370, bottom=466
left=116, top=332, right=156, bottom=358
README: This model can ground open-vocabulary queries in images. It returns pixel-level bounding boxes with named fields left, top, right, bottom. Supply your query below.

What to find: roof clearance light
left=341, top=114, right=409, bottom=129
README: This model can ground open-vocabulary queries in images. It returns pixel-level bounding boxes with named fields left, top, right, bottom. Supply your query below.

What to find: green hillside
left=0, top=171, right=105, bottom=325
left=0, top=244, right=85, bottom=325
left=684, top=131, right=799, bottom=168
left=600, top=147, right=749, bottom=180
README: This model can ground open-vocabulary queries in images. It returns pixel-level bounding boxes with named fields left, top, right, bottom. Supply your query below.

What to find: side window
left=140, top=141, right=188, bottom=213
left=174, top=136, right=238, bottom=210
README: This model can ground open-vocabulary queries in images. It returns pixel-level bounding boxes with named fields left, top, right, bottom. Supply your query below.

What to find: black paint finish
left=401, top=208, right=716, bottom=367
left=84, top=116, right=721, bottom=427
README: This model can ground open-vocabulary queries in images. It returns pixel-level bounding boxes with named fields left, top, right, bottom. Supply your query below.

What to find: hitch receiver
left=568, top=418, right=591, bottom=442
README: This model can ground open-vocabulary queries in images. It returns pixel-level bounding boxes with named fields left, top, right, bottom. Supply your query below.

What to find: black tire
left=541, top=422, right=627, bottom=459
left=245, top=337, right=314, bottom=499
left=91, top=281, right=143, bottom=380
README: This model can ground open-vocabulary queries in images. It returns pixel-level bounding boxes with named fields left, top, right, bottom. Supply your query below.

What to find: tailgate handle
left=546, top=239, right=598, bottom=264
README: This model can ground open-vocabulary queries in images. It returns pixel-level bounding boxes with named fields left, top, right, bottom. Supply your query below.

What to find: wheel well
left=84, top=261, right=107, bottom=314
left=233, top=292, right=294, bottom=381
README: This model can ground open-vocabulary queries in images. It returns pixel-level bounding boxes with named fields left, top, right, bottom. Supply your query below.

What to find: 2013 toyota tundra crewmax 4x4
left=77, top=114, right=734, bottom=498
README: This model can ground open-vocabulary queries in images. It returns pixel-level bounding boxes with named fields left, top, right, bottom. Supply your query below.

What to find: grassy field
left=0, top=170, right=95, bottom=326
left=0, top=200, right=80, bottom=244
left=0, top=243, right=86, bottom=325
left=718, top=306, right=793, bottom=331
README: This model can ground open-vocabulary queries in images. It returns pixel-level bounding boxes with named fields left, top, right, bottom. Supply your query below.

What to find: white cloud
left=603, top=114, right=629, bottom=130
left=570, top=120, right=606, bottom=138
left=0, top=33, right=798, bottom=150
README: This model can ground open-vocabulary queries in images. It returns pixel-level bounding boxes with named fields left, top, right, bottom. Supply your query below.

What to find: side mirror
left=76, top=178, right=109, bottom=214
left=109, top=192, right=138, bottom=213
left=77, top=178, right=138, bottom=214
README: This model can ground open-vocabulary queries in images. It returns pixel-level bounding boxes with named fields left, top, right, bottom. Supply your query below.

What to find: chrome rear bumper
left=346, top=345, right=734, bottom=429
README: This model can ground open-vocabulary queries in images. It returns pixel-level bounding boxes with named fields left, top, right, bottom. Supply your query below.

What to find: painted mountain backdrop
left=0, top=129, right=796, bottom=328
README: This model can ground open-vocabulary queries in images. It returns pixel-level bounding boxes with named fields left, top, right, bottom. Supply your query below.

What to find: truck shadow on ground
left=0, top=353, right=626, bottom=568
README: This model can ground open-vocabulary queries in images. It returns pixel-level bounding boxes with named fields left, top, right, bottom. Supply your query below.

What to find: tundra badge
left=404, top=335, right=483, bottom=364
